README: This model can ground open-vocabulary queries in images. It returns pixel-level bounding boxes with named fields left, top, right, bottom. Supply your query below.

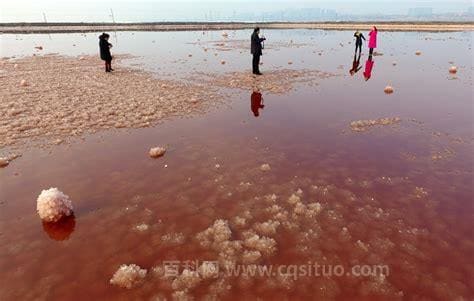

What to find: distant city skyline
left=1, top=0, right=473, bottom=22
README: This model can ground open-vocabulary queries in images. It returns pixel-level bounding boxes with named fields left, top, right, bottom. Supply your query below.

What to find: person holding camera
left=251, top=27, right=266, bottom=75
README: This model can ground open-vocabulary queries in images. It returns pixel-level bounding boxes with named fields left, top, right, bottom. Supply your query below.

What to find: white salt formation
left=20, top=79, right=28, bottom=87
left=149, top=147, right=166, bottom=158
left=350, top=117, right=401, bottom=132
left=221, top=60, right=226, bottom=65
left=449, top=66, right=457, bottom=74
left=110, top=264, right=147, bottom=289
left=0, top=158, right=8, bottom=168
left=172, top=269, right=202, bottom=290
left=260, top=164, right=271, bottom=172
left=36, top=188, right=74, bottom=222
left=384, top=86, right=394, bottom=94
left=199, top=262, right=219, bottom=279
left=415, top=50, right=422, bottom=55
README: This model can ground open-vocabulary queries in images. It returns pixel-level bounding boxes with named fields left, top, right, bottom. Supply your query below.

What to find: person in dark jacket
left=353, top=30, right=366, bottom=56
left=251, top=88, right=264, bottom=117
left=99, top=33, right=113, bottom=72
left=250, top=27, right=266, bottom=75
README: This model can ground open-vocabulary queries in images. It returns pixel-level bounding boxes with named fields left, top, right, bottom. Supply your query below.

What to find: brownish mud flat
left=1, top=22, right=473, bottom=34
left=0, top=55, right=335, bottom=154
left=0, top=55, right=224, bottom=153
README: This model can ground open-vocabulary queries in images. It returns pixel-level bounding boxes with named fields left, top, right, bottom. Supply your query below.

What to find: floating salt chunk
left=79, top=57, right=85, bottom=61
left=161, top=232, right=185, bottom=245
left=242, top=250, right=262, bottom=264
left=415, top=50, right=422, bottom=55
left=199, top=262, right=219, bottom=279
left=20, top=79, right=28, bottom=87
left=449, top=66, right=457, bottom=74
left=135, top=223, right=149, bottom=232
left=215, top=164, right=221, bottom=169
left=384, top=86, right=394, bottom=94
left=188, top=54, right=192, bottom=57
left=172, top=269, right=201, bottom=290
left=288, top=61, right=293, bottom=65
left=287, top=194, right=301, bottom=205
left=14, top=64, right=18, bottom=69
left=222, top=32, right=229, bottom=38
left=254, top=220, right=280, bottom=235
left=260, top=163, right=271, bottom=171
left=34, top=46, right=43, bottom=50
left=0, top=158, right=9, bottom=168
left=392, top=61, right=397, bottom=66
left=149, top=146, right=166, bottom=158
left=221, top=60, right=226, bottom=65
left=36, top=188, right=74, bottom=222
left=110, top=264, right=147, bottom=289
left=243, top=231, right=276, bottom=255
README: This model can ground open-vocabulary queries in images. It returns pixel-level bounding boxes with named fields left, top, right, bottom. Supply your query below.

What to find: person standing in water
left=368, top=26, right=378, bottom=55
left=353, top=30, right=366, bottom=56
left=99, top=33, right=113, bottom=72
left=251, top=27, right=266, bottom=75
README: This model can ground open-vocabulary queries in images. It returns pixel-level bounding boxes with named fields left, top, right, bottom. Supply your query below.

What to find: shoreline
left=1, top=21, right=474, bottom=34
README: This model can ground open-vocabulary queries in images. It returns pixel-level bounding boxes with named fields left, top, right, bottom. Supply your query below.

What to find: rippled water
left=0, top=29, right=473, bottom=300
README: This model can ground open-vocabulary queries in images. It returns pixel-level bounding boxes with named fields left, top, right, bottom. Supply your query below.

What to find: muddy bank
left=0, top=54, right=335, bottom=154
left=0, top=55, right=222, bottom=152
left=1, top=22, right=473, bottom=34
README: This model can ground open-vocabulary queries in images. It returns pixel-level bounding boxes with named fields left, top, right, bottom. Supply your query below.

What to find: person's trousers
left=369, top=48, right=374, bottom=55
left=105, top=59, right=112, bottom=72
left=355, top=43, right=362, bottom=54
left=252, top=54, right=260, bottom=74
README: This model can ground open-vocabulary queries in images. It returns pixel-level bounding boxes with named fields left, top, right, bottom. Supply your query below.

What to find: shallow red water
left=0, top=30, right=473, bottom=300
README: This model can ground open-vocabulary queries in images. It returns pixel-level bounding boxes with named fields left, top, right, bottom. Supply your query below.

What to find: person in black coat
left=250, top=27, right=266, bottom=75
left=99, top=33, right=113, bottom=72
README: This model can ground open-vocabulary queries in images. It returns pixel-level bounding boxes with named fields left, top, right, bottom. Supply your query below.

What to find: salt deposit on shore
left=0, top=55, right=221, bottom=151
left=192, top=69, right=336, bottom=95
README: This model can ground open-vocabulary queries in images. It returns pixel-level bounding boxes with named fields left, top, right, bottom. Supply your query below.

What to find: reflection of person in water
left=42, top=215, right=76, bottom=241
left=353, top=30, right=366, bottom=56
left=350, top=52, right=362, bottom=76
left=363, top=54, right=374, bottom=81
left=251, top=89, right=264, bottom=117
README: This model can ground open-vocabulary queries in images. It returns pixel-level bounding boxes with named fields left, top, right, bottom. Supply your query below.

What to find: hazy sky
left=1, top=0, right=472, bottom=22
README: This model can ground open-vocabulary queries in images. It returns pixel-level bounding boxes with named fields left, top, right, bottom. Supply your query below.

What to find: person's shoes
left=106, top=70, right=111, bottom=73
left=110, top=68, right=114, bottom=71
left=256, top=72, right=263, bottom=76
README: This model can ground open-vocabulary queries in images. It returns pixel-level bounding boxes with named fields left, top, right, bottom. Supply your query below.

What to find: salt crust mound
left=36, top=188, right=73, bottom=222
left=172, top=269, right=201, bottom=291
left=0, top=55, right=221, bottom=150
left=191, top=69, right=337, bottom=95
left=350, top=117, right=401, bottom=132
left=242, top=230, right=277, bottom=255
left=110, top=264, right=147, bottom=289
left=149, top=147, right=166, bottom=158
left=0, top=157, right=9, bottom=167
